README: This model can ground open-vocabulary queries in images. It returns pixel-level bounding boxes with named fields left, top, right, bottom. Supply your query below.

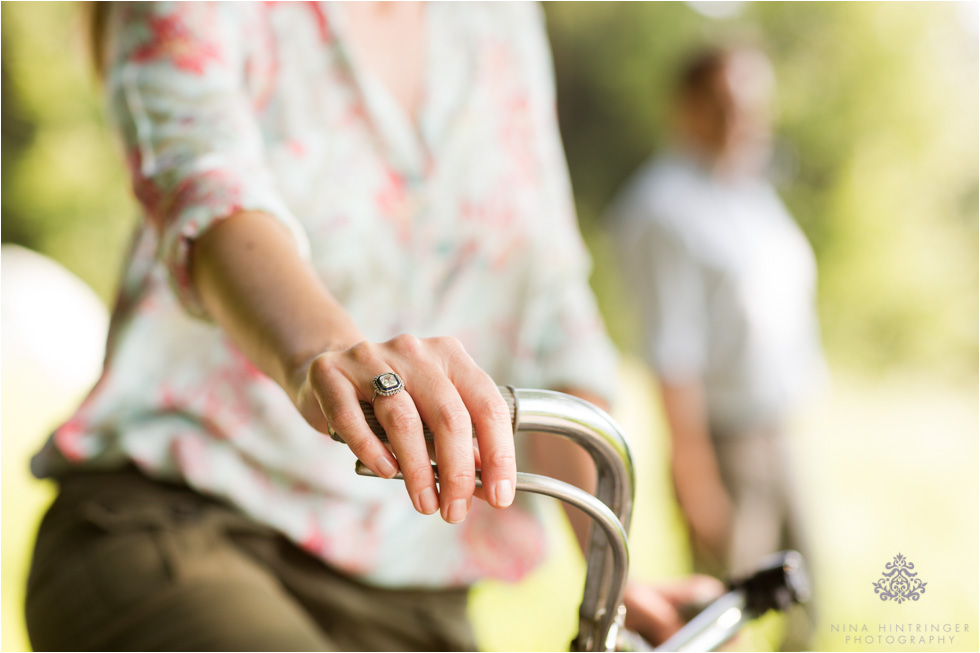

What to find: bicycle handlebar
left=356, top=461, right=631, bottom=650
left=332, top=385, right=635, bottom=652
left=649, top=550, right=811, bottom=652
left=332, top=386, right=807, bottom=652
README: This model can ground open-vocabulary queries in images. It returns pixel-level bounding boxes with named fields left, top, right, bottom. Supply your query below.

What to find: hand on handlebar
left=623, top=576, right=726, bottom=646
left=292, top=334, right=516, bottom=524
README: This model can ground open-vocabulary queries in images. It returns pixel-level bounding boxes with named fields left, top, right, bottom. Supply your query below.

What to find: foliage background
left=2, top=2, right=977, bottom=651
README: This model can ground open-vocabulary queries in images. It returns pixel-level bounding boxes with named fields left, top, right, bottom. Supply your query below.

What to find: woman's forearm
left=191, top=211, right=364, bottom=400
left=189, top=210, right=517, bottom=522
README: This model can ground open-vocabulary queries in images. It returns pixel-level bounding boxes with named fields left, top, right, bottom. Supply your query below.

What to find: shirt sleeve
left=514, top=5, right=620, bottom=403
left=615, top=210, right=708, bottom=383
left=105, top=2, right=310, bottom=319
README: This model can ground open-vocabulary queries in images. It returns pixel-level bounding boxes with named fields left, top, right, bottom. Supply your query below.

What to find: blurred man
left=607, top=46, right=826, bottom=650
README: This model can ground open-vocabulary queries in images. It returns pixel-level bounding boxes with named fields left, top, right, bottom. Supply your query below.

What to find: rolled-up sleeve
left=106, top=2, right=310, bottom=318
left=516, top=5, right=619, bottom=403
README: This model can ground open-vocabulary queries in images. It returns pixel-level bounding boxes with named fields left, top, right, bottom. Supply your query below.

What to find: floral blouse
left=33, top=1, right=617, bottom=588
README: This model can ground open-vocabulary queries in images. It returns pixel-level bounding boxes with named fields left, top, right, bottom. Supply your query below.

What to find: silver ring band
left=372, top=372, right=405, bottom=402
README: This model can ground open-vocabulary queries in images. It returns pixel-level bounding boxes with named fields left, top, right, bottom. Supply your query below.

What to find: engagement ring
left=372, top=372, right=404, bottom=401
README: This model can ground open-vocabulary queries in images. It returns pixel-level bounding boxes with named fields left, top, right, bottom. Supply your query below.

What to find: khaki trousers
left=693, top=430, right=815, bottom=651
left=25, top=467, right=476, bottom=652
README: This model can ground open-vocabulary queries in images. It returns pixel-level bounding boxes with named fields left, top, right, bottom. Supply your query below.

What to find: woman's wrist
left=281, top=328, right=365, bottom=402
left=191, top=211, right=517, bottom=524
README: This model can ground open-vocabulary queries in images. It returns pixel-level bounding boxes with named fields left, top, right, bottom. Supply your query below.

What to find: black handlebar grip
left=328, top=385, right=518, bottom=443
left=728, top=549, right=811, bottom=616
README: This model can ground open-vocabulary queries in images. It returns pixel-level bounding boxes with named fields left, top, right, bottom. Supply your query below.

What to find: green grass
left=3, top=358, right=977, bottom=651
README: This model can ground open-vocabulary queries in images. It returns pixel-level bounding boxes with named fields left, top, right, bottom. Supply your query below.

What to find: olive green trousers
left=25, top=467, right=476, bottom=652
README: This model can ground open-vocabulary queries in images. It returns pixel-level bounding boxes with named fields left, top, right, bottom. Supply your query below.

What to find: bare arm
left=623, top=380, right=731, bottom=642
left=191, top=211, right=517, bottom=523
left=193, top=212, right=361, bottom=398
left=660, top=379, right=733, bottom=565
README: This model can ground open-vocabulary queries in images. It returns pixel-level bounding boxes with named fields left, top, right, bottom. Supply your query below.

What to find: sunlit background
left=2, top=2, right=977, bottom=651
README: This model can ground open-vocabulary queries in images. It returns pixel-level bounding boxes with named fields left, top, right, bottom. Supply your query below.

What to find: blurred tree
left=1, top=2, right=136, bottom=304
left=543, top=1, right=978, bottom=381
left=2, top=42, right=37, bottom=248
left=1, top=2, right=976, bottom=380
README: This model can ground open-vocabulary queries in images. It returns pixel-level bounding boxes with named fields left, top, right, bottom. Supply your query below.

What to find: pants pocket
left=26, top=475, right=216, bottom=650
left=79, top=499, right=177, bottom=604
left=26, top=495, right=177, bottom=651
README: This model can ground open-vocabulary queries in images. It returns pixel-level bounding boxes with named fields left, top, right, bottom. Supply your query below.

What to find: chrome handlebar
left=510, top=388, right=636, bottom=651
left=344, top=386, right=635, bottom=652
left=342, top=386, right=806, bottom=652
left=356, top=462, right=631, bottom=652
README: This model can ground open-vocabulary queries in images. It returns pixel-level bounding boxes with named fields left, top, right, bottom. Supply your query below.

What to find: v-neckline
left=325, top=2, right=431, bottom=177
left=322, top=2, right=472, bottom=180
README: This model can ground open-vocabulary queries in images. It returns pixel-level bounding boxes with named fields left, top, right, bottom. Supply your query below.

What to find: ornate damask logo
left=872, top=553, right=927, bottom=603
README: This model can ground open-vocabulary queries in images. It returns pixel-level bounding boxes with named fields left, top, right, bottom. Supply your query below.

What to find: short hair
left=674, top=45, right=771, bottom=101
left=675, top=47, right=731, bottom=98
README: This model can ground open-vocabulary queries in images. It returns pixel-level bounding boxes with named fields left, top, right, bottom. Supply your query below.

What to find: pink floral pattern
left=34, top=2, right=618, bottom=589
left=131, top=5, right=223, bottom=74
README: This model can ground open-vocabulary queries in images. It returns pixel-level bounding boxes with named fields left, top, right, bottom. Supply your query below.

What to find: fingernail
left=446, top=499, right=468, bottom=524
left=418, top=487, right=439, bottom=515
left=495, top=480, right=514, bottom=508
left=376, top=456, right=397, bottom=479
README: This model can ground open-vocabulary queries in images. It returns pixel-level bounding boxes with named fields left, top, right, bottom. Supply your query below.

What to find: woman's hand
left=623, top=576, right=726, bottom=646
left=192, top=212, right=515, bottom=525
left=291, top=335, right=517, bottom=524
